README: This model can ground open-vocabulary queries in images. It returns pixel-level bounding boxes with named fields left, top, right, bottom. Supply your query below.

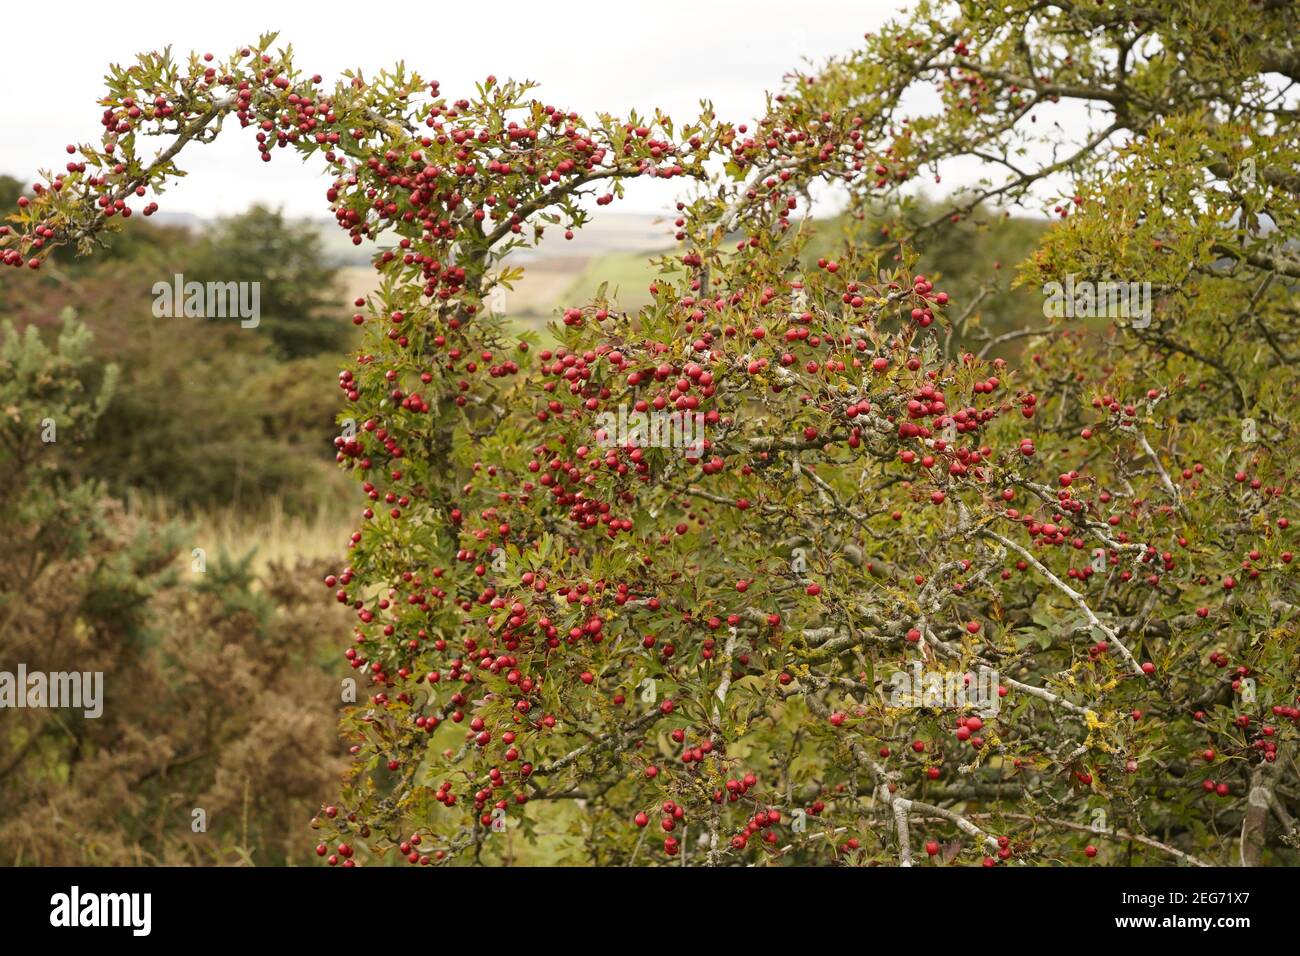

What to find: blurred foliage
left=184, top=205, right=351, bottom=358
left=0, top=206, right=354, bottom=515
left=0, top=316, right=350, bottom=865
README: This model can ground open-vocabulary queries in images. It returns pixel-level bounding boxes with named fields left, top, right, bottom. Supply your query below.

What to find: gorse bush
left=3, top=0, right=1299, bottom=867
left=0, top=317, right=350, bottom=865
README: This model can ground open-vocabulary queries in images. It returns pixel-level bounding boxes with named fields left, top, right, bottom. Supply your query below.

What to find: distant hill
left=146, top=210, right=678, bottom=268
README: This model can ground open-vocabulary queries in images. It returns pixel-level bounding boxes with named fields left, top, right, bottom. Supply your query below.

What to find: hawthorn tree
left=4, top=0, right=1299, bottom=866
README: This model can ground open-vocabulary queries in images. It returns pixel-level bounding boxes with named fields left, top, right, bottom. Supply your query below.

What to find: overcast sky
left=0, top=0, right=912, bottom=220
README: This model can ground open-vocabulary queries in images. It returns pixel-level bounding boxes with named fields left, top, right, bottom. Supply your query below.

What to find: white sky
left=0, top=0, right=913, bottom=220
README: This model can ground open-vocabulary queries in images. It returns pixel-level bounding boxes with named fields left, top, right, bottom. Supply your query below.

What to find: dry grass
left=124, top=492, right=354, bottom=578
